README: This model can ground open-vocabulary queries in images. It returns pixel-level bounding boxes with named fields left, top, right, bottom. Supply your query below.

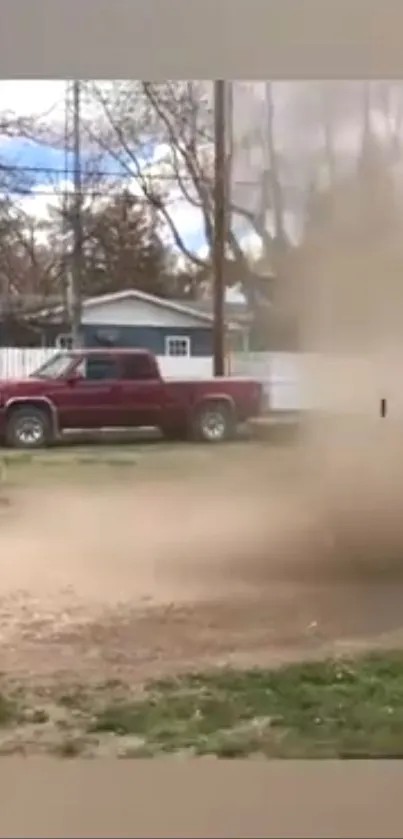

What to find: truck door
left=117, top=354, right=163, bottom=428
left=60, top=355, right=123, bottom=429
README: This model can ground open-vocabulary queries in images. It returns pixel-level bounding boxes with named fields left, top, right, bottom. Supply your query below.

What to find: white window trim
left=55, top=333, right=74, bottom=350
left=165, top=335, right=191, bottom=357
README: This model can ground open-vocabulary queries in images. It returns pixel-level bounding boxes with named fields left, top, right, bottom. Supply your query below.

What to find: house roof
left=172, top=298, right=253, bottom=323
left=32, top=289, right=243, bottom=330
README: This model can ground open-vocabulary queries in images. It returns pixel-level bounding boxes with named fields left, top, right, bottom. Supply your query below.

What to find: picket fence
left=0, top=347, right=301, bottom=413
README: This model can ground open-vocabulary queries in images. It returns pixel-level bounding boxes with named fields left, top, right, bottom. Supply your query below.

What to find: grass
left=0, top=437, right=280, bottom=490
left=52, top=737, right=87, bottom=758
left=0, top=417, right=299, bottom=494
left=76, top=651, right=403, bottom=758
left=1, top=651, right=403, bottom=756
left=0, top=693, right=19, bottom=728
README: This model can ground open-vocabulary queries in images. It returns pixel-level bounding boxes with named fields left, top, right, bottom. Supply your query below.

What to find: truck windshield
left=31, top=353, right=75, bottom=379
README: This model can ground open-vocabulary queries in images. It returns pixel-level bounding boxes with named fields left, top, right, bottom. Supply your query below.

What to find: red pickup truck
left=0, top=348, right=264, bottom=449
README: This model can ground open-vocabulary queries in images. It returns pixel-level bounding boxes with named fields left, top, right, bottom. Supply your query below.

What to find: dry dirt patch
left=0, top=439, right=403, bottom=754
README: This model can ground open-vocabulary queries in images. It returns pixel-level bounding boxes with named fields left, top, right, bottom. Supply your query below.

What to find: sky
left=0, top=80, right=264, bottom=303
left=0, top=81, right=273, bottom=261
left=0, top=79, right=397, bottom=268
left=0, top=81, right=216, bottom=260
left=0, top=81, right=311, bottom=244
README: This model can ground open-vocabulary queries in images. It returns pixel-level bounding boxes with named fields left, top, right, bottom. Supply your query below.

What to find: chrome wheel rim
left=15, top=418, right=44, bottom=446
left=201, top=411, right=226, bottom=441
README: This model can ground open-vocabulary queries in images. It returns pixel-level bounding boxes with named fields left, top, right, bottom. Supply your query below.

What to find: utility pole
left=212, top=79, right=227, bottom=377
left=62, top=81, right=70, bottom=323
left=70, top=79, right=83, bottom=347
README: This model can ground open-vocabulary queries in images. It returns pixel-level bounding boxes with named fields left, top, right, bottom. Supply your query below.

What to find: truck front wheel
left=192, top=401, right=235, bottom=443
left=5, top=406, right=52, bottom=450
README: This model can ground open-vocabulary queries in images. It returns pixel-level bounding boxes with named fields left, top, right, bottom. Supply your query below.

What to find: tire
left=192, top=401, right=235, bottom=443
left=5, top=406, right=52, bottom=450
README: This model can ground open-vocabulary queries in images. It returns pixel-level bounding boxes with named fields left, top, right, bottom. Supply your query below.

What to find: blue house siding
left=82, top=324, right=213, bottom=356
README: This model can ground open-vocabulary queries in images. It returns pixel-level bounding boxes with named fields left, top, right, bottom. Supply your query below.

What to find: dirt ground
left=1, top=433, right=403, bottom=694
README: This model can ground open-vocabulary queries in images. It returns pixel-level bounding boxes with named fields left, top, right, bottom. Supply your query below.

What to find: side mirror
left=66, top=370, right=82, bottom=385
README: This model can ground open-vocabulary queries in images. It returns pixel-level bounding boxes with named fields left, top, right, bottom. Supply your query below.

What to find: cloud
left=164, top=199, right=204, bottom=247
left=0, top=80, right=66, bottom=120
left=17, top=188, right=56, bottom=222
left=225, top=285, right=245, bottom=303
left=16, top=179, right=73, bottom=219
left=10, top=171, right=207, bottom=256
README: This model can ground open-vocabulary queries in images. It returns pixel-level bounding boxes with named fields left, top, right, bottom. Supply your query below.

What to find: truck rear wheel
left=6, top=406, right=52, bottom=450
left=192, top=401, right=235, bottom=443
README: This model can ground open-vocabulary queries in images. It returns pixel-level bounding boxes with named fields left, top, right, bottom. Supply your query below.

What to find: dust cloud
left=1, top=431, right=403, bottom=681
left=297, top=148, right=403, bottom=568
left=1, top=149, right=403, bottom=676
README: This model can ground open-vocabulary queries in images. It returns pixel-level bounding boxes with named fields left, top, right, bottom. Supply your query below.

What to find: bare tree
left=262, top=82, right=287, bottom=269
left=77, top=81, right=288, bottom=301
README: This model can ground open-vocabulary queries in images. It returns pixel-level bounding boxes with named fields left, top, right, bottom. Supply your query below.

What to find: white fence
left=0, top=348, right=54, bottom=380
left=0, top=348, right=215, bottom=382
left=0, top=347, right=300, bottom=413
left=229, top=352, right=299, bottom=412
left=161, top=353, right=300, bottom=411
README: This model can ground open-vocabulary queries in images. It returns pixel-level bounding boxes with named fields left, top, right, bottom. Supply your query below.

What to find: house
left=15, top=289, right=246, bottom=357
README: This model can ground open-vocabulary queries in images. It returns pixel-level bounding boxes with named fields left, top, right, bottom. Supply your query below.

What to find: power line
left=0, top=162, right=267, bottom=188
left=0, top=187, right=197, bottom=204
left=0, top=163, right=127, bottom=178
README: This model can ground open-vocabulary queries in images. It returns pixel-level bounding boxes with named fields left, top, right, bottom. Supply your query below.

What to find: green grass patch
left=52, top=737, right=87, bottom=758
left=0, top=693, right=19, bottom=728
left=2, top=651, right=403, bottom=757
left=88, top=651, right=403, bottom=758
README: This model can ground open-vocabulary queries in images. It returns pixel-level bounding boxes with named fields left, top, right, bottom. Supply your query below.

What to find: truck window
left=85, top=357, right=118, bottom=380
left=120, top=355, right=156, bottom=381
